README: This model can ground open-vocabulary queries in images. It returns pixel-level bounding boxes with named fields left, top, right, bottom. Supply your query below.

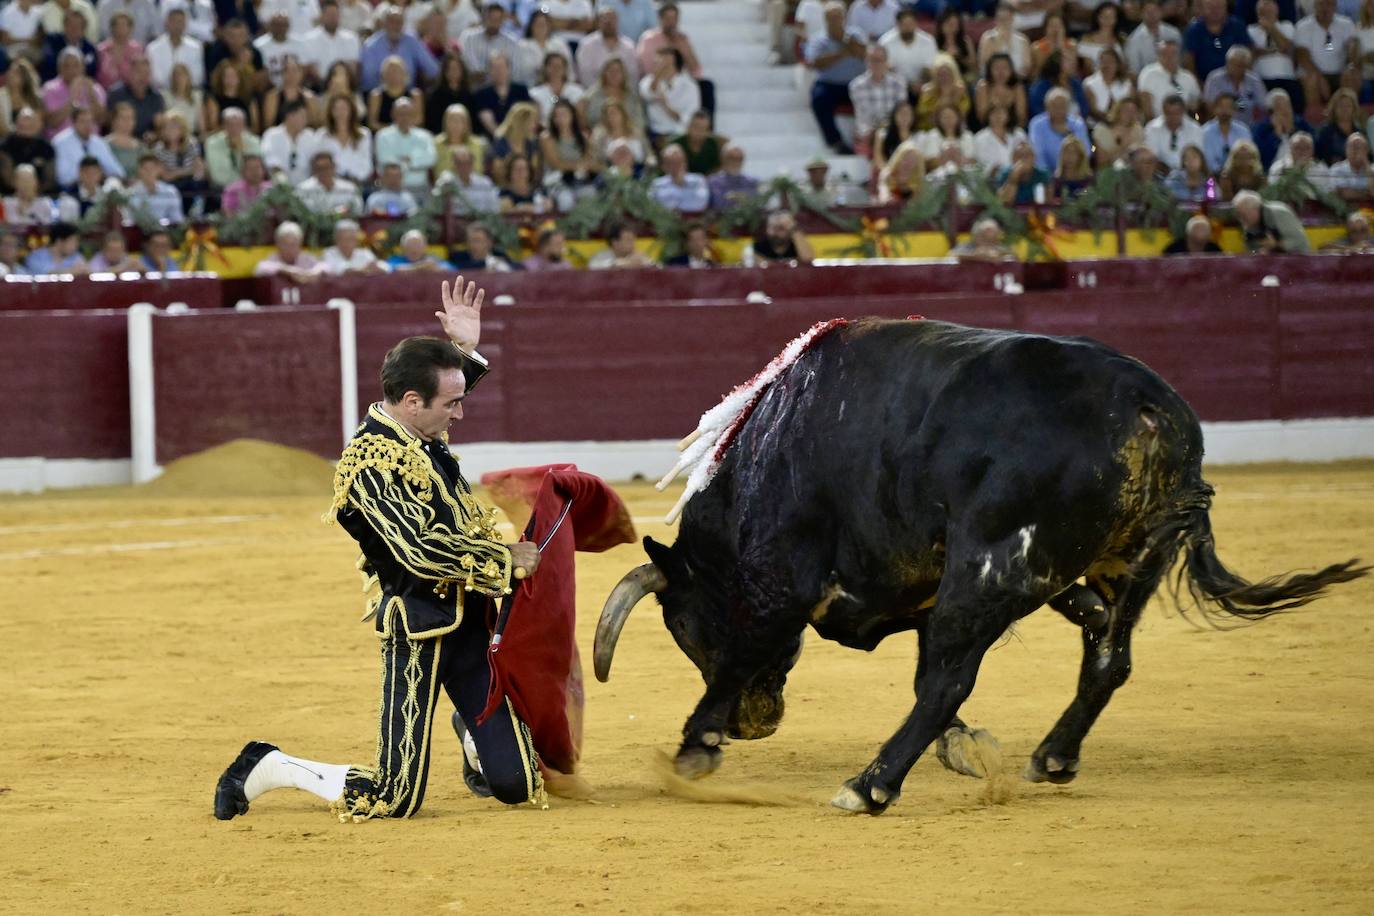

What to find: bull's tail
left=1138, top=481, right=1367, bottom=625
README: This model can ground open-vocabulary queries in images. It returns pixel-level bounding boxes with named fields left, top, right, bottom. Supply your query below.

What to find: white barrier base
left=3, top=418, right=1373, bottom=494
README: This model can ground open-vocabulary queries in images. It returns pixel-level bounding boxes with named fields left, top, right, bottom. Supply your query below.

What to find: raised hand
left=436, top=275, right=485, bottom=352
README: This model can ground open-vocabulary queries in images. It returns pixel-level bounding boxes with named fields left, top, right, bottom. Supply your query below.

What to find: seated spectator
left=365, top=161, right=421, bottom=216
left=649, top=144, right=709, bottom=211
left=925, top=138, right=974, bottom=183
left=1029, top=88, right=1090, bottom=174
left=435, top=103, right=488, bottom=176
left=1202, top=93, right=1254, bottom=172
left=973, top=103, right=1028, bottom=173
left=917, top=53, right=970, bottom=130
left=96, top=12, right=143, bottom=90
left=1183, top=0, right=1251, bottom=83
left=56, top=155, right=116, bottom=221
left=707, top=143, right=759, bottom=211
left=589, top=100, right=653, bottom=172
left=514, top=10, right=573, bottom=87
left=1078, top=4, right=1125, bottom=75
left=87, top=230, right=141, bottom=272
left=879, top=140, right=923, bottom=204
left=40, top=9, right=97, bottom=83
left=473, top=51, right=532, bottom=137
left=1248, top=0, right=1302, bottom=113
left=321, top=62, right=365, bottom=120
left=1084, top=49, right=1133, bottom=125
left=1, top=2, right=44, bottom=70
left=540, top=98, right=599, bottom=189
left=575, top=7, right=639, bottom=88
left=1233, top=188, right=1311, bottom=252
left=204, top=18, right=266, bottom=105
left=459, top=3, right=517, bottom=86
left=639, top=47, right=699, bottom=144
left=140, top=228, right=182, bottom=272
left=664, top=221, right=717, bottom=267
left=1314, top=88, right=1361, bottom=164
left=42, top=47, right=105, bottom=135
left=1203, top=47, right=1267, bottom=126
left=359, top=5, right=438, bottom=93
left=205, top=108, right=262, bottom=190
left=1032, top=13, right=1077, bottom=78
left=103, top=102, right=147, bottom=178
left=975, top=52, right=1029, bottom=131
left=449, top=222, right=516, bottom=271
left=1268, top=129, right=1319, bottom=179
left=298, top=151, right=363, bottom=214
left=751, top=210, right=815, bottom=265
left=303, top=0, right=362, bottom=87
left=530, top=52, right=586, bottom=124
left=1137, top=39, right=1201, bottom=119
left=0, top=230, right=23, bottom=276
left=875, top=100, right=919, bottom=173
left=932, top=10, right=976, bottom=82
left=1127, top=144, right=1163, bottom=186
left=1053, top=135, right=1094, bottom=199
left=319, top=92, right=375, bottom=185
left=845, top=0, right=897, bottom=43
left=997, top=139, right=1052, bottom=204
left=588, top=221, right=656, bottom=268
left=164, top=62, right=203, bottom=137
left=265, top=55, right=320, bottom=130
left=918, top=103, right=975, bottom=170
left=583, top=59, right=648, bottom=140
left=375, top=97, right=435, bottom=193
left=127, top=153, right=184, bottom=224
left=1294, top=0, right=1356, bottom=113
left=418, top=6, right=463, bottom=64
left=439, top=146, right=501, bottom=213
left=152, top=111, right=207, bottom=202
left=667, top=110, right=724, bottom=175
left=599, top=136, right=641, bottom=179
left=1144, top=94, right=1205, bottom=171
left=2, top=60, right=44, bottom=139
left=977, top=5, right=1031, bottom=81
left=1166, top=143, right=1213, bottom=201
left=52, top=107, right=123, bottom=188
left=1219, top=139, right=1268, bottom=195
left=802, top=156, right=838, bottom=207
left=1163, top=214, right=1225, bottom=254
left=1320, top=210, right=1374, bottom=251
left=1027, top=51, right=1089, bottom=121
left=805, top=1, right=867, bottom=153
left=488, top=100, right=541, bottom=185
left=950, top=217, right=1016, bottom=261
left=368, top=55, right=424, bottom=132
left=389, top=228, right=458, bottom=271
left=254, top=220, right=323, bottom=281
left=147, top=5, right=204, bottom=90
left=1319, top=132, right=1374, bottom=200
left=220, top=152, right=270, bottom=214
left=1092, top=95, right=1144, bottom=168
left=205, top=61, right=261, bottom=137
left=106, top=56, right=163, bottom=140
left=2, top=162, right=57, bottom=224
left=849, top=45, right=906, bottom=155
left=24, top=221, right=87, bottom=273
left=1252, top=88, right=1312, bottom=169
left=322, top=219, right=389, bottom=274
left=523, top=227, right=573, bottom=270
left=425, top=53, right=475, bottom=134
left=498, top=154, right=544, bottom=212
left=636, top=3, right=707, bottom=96
left=1125, top=0, right=1181, bottom=77
left=262, top=100, right=322, bottom=185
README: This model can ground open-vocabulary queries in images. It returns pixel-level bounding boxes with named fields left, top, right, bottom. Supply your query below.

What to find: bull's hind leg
left=833, top=577, right=1046, bottom=815
left=1026, top=551, right=1172, bottom=784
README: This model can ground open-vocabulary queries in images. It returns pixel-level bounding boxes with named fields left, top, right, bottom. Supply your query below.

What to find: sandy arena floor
left=2, top=457, right=1372, bottom=915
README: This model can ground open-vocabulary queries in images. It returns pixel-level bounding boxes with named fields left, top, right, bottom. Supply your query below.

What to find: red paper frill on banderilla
left=476, top=465, right=636, bottom=777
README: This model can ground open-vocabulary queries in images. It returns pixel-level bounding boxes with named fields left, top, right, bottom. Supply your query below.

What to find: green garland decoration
left=1261, top=165, right=1350, bottom=220
left=556, top=172, right=682, bottom=256
left=216, top=178, right=336, bottom=247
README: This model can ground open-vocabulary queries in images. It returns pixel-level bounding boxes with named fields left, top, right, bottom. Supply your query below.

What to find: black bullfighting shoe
left=214, top=740, right=279, bottom=820
left=451, top=711, right=493, bottom=798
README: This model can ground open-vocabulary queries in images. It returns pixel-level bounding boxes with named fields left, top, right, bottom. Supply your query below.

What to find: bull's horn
left=594, top=563, right=667, bottom=683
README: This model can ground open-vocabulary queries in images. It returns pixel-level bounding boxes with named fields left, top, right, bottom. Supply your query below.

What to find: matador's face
left=409, top=368, right=466, bottom=441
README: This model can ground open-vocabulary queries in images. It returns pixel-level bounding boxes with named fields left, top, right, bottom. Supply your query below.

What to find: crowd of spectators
left=794, top=0, right=1374, bottom=211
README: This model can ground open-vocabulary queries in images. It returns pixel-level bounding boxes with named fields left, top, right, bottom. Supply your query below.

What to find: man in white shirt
left=374, top=97, right=436, bottom=192
left=261, top=100, right=321, bottom=184
left=144, top=3, right=204, bottom=89
left=1294, top=0, right=1357, bottom=105
left=1249, top=0, right=1299, bottom=95
left=2, top=0, right=46, bottom=63
left=322, top=219, right=388, bottom=274
left=180, top=0, right=217, bottom=44
left=639, top=46, right=699, bottom=139
left=97, top=0, right=158, bottom=46
left=254, top=11, right=307, bottom=87
left=879, top=8, right=937, bottom=93
left=1143, top=94, right=1205, bottom=169
left=40, top=0, right=98, bottom=42
left=258, top=0, right=321, bottom=41
left=575, top=7, right=639, bottom=86
left=303, top=0, right=361, bottom=83
left=846, top=0, right=898, bottom=42
left=1125, top=0, right=1182, bottom=75
left=1137, top=38, right=1201, bottom=118
left=649, top=144, right=708, bottom=210
left=437, top=146, right=499, bottom=214
left=544, top=0, right=594, bottom=46
left=848, top=45, right=906, bottom=145
left=1317, top=131, right=1373, bottom=199
left=297, top=151, right=362, bottom=213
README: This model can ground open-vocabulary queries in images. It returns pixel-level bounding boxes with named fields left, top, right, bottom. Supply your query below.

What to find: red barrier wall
left=0, top=274, right=222, bottom=311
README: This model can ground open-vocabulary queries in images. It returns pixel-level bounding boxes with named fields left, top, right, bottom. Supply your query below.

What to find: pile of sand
left=141, top=439, right=336, bottom=498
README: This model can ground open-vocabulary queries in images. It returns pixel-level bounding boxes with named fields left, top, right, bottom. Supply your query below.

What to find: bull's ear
left=643, top=536, right=682, bottom=582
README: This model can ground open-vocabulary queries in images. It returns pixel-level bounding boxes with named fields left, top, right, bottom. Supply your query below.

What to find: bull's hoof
left=674, top=745, right=723, bottom=780
left=830, top=777, right=899, bottom=815
left=935, top=725, right=1002, bottom=779
left=1024, top=751, right=1080, bottom=785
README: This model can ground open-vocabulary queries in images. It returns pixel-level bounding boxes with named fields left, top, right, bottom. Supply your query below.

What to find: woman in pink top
left=220, top=153, right=271, bottom=214
left=96, top=12, right=143, bottom=90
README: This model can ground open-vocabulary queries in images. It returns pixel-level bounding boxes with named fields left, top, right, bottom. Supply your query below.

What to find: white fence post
left=328, top=298, right=359, bottom=444
left=127, top=303, right=159, bottom=484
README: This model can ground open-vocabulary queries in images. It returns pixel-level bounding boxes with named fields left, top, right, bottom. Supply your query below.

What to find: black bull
left=594, top=318, right=1367, bottom=815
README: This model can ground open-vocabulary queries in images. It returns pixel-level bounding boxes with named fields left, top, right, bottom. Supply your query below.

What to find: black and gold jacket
left=327, top=403, right=513, bottom=640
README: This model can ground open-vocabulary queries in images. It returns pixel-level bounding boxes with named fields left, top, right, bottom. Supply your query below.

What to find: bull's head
left=594, top=537, right=795, bottom=740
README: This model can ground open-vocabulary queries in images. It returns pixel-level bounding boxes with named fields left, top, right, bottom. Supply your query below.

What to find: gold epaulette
left=325, top=433, right=433, bottom=519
